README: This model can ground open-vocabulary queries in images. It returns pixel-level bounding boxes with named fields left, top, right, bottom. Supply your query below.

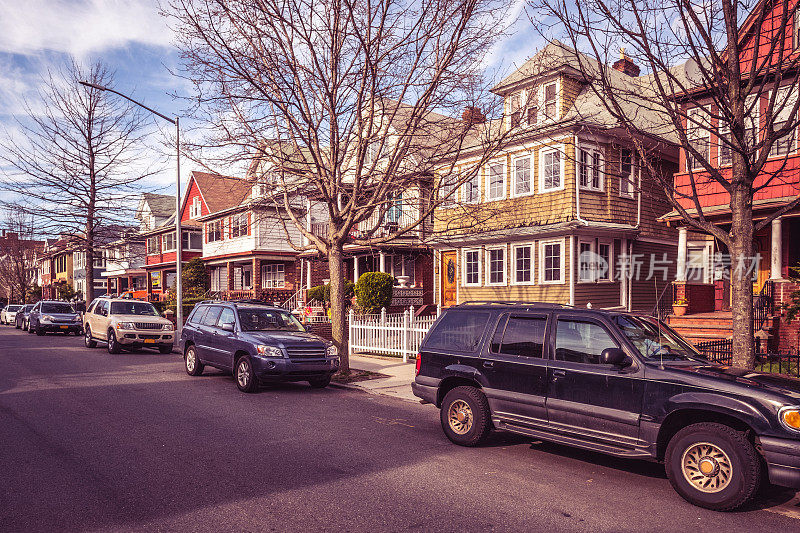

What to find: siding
left=629, top=240, right=677, bottom=313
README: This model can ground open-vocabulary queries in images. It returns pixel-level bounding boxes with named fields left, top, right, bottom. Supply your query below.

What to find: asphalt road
left=1, top=327, right=800, bottom=532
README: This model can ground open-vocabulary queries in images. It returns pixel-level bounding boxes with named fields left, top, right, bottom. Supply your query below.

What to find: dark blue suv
left=180, top=301, right=339, bottom=392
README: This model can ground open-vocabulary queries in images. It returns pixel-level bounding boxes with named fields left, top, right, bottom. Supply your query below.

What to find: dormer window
left=189, top=196, right=202, bottom=219
left=544, top=83, right=557, bottom=119
left=510, top=93, right=522, bottom=128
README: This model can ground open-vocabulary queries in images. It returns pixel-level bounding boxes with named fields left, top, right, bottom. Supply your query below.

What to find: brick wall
left=774, top=280, right=800, bottom=352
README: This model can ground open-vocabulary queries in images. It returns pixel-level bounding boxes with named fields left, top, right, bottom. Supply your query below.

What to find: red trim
left=247, top=212, right=252, bottom=235
left=202, top=250, right=299, bottom=261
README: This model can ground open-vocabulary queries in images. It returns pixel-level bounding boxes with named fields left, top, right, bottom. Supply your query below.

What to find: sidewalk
left=336, top=354, right=418, bottom=402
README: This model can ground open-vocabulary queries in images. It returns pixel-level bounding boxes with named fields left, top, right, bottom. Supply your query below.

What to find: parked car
left=14, top=304, right=34, bottom=329
left=83, top=297, right=174, bottom=354
left=1, top=304, right=23, bottom=325
left=412, top=303, right=800, bottom=511
left=27, top=301, right=82, bottom=335
left=180, top=301, right=339, bottom=392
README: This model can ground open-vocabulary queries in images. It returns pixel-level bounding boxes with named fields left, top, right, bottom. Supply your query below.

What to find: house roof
left=140, top=192, right=175, bottom=219
left=189, top=171, right=252, bottom=215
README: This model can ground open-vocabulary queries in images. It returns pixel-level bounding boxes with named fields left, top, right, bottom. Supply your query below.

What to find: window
left=463, top=249, right=480, bottom=285
left=578, top=241, right=593, bottom=282
left=620, top=149, right=636, bottom=198
left=93, top=253, right=105, bottom=268
left=578, top=240, right=612, bottom=282
left=162, top=232, right=176, bottom=252
left=201, top=306, right=223, bottom=327
left=439, top=173, right=459, bottom=205
left=463, top=171, right=480, bottom=203
left=513, top=244, right=533, bottom=284
left=231, top=213, right=249, bottom=238
left=513, top=156, right=532, bottom=196
left=182, top=231, right=202, bottom=251
left=795, top=9, right=800, bottom=50
left=146, top=237, right=160, bottom=254
left=718, top=121, right=732, bottom=166
left=262, top=263, right=285, bottom=288
left=490, top=315, right=547, bottom=358
left=769, top=86, right=797, bottom=157
left=424, top=310, right=490, bottom=352
left=487, top=161, right=505, bottom=200
left=487, top=247, right=506, bottom=285
left=745, top=94, right=759, bottom=153
left=597, top=243, right=611, bottom=281
left=217, top=307, right=236, bottom=328
left=527, top=90, right=538, bottom=126
left=540, top=239, right=563, bottom=283
left=187, top=305, right=208, bottom=325
left=510, top=93, right=522, bottom=128
left=554, top=319, right=619, bottom=364
left=540, top=148, right=562, bottom=191
left=686, top=108, right=709, bottom=170
left=579, top=148, right=603, bottom=191
left=189, top=196, right=202, bottom=219
left=544, top=82, right=557, bottom=119
left=687, top=247, right=708, bottom=283
left=207, top=220, right=223, bottom=242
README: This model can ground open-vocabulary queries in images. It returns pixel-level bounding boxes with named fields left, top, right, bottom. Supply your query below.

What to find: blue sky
left=0, top=0, right=542, bottom=197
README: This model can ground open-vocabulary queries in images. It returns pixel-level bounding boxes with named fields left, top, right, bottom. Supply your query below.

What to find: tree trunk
left=729, top=184, right=755, bottom=368
left=327, top=241, right=349, bottom=373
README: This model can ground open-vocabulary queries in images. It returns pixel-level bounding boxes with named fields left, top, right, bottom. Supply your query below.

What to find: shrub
left=355, top=272, right=394, bottom=313
left=307, top=281, right=355, bottom=304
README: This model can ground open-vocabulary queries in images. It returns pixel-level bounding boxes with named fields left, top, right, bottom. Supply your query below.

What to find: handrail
left=753, top=280, right=775, bottom=332
left=652, top=282, right=674, bottom=320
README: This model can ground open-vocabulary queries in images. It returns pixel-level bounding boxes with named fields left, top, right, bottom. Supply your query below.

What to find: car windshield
left=110, top=301, right=160, bottom=316
left=41, top=303, right=75, bottom=314
left=613, top=315, right=708, bottom=362
left=237, top=308, right=305, bottom=332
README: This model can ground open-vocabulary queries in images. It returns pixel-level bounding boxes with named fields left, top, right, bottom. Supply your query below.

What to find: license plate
left=60, top=326, right=68, bottom=329
left=144, top=339, right=155, bottom=344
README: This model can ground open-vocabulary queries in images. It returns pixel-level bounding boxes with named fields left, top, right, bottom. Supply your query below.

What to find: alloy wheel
left=681, top=442, right=733, bottom=493
left=447, top=399, right=474, bottom=435
left=237, top=359, right=251, bottom=388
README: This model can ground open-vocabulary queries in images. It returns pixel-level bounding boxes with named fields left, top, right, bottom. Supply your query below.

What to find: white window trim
left=485, top=159, right=507, bottom=201
left=461, top=248, right=482, bottom=287
left=768, top=85, right=798, bottom=159
left=189, top=196, right=202, bottom=219
left=619, top=149, right=637, bottom=199
left=541, top=80, right=561, bottom=122
left=461, top=172, right=481, bottom=204
left=577, top=238, right=613, bottom=284
left=511, top=243, right=536, bottom=285
left=484, top=245, right=507, bottom=286
left=578, top=147, right=604, bottom=192
left=539, top=238, right=565, bottom=285
left=538, top=145, right=566, bottom=193
left=717, top=121, right=732, bottom=168
left=512, top=154, right=534, bottom=197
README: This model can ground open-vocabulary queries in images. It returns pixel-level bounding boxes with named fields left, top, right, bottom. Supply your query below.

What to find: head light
left=42, top=315, right=55, bottom=322
left=779, top=407, right=800, bottom=433
left=117, top=322, right=136, bottom=330
left=256, top=345, right=284, bottom=358
left=162, top=323, right=174, bottom=331
left=73, top=315, right=82, bottom=322
left=326, top=344, right=338, bottom=357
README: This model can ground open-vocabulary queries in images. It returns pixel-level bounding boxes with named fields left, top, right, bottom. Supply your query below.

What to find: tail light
left=415, top=353, right=422, bottom=376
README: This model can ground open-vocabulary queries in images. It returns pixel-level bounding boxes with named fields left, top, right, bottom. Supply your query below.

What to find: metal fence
left=348, top=306, right=439, bottom=362
left=694, top=338, right=800, bottom=378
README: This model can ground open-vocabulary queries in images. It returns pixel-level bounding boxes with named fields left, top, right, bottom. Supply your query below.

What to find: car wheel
left=26, top=321, right=33, bottom=333
left=184, top=345, right=204, bottom=376
left=235, top=356, right=258, bottom=393
left=440, top=386, right=492, bottom=447
left=308, top=376, right=331, bottom=389
left=665, top=422, right=761, bottom=511
left=35, top=322, right=45, bottom=336
left=158, top=346, right=172, bottom=354
left=84, top=327, right=97, bottom=348
left=106, top=330, right=122, bottom=354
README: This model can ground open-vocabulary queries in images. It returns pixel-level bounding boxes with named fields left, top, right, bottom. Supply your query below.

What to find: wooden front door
left=753, top=234, right=770, bottom=294
left=441, top=251, right=457, bottom=307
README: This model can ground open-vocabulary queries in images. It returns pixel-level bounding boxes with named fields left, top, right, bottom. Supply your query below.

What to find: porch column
left=379, top=252, right=386, bottom=273
left=226, top=261, right=235, bottom=291
left=676, top=227, right=688, bottom=282
left=771, top=217, right=783, bottom=280
left=306, top=259, right=312, bottom=289
left=252, top=258, right=261, bottom=291
left=353, top=255, right=360, bottom=283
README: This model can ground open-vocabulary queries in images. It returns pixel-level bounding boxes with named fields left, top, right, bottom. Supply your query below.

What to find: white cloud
left=0, top=0, right=172, bottom=58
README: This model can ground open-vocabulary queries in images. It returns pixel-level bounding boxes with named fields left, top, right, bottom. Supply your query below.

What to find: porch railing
left=694, top=337, right=800, bottom=378
left=651, top=282, right=674, bottom=321
left=753, top=280, right=775, bottom=332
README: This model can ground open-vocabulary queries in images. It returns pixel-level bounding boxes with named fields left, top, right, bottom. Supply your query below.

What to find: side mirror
left=221, top=322, right=235, bottom=332
left=600, top=347, right=632, bottom=368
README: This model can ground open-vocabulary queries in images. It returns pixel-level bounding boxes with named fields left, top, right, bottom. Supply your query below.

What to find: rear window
left=424, top=310, right=490, bottom=352
left=41, top=303, right=75, bottom=314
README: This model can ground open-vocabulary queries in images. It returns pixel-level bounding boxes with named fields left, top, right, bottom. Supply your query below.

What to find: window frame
left=462, top=248, right=482, bottom=287
left=768, top=85, right=798, bottom=158
left=619, top=149, right=637, bottom=199
left=552, top=316, right=623, bottom=366
left=539, top=238, right=565, bottom=285
left=577, top=238, right=613, bottom=283
left=189, top=196, right=202, bottom=219
left=543, top=81, right=559, bottom=121
left=262, top=263, right=286, bottom=288
left=686, top=107, right=710, bottom=171
left=490, top=313, right=549, bottom=358
left=462, top=170, right=481, bottom=204
left=162, top=232, right=176, bottom=252
left=485, top=160, right=507, bottom=201
left=230, top=212, right=249, bottom=238
left=539, top=146, right=565, bottom=193
left=485, top=245, right=507, bottom=286
left=207, top=220, right=223, bottom=242
left=512, top=154, right=533, bottom=197
left=578, top=147, right=604, bottom=192
left=511, top=243, right=535, bottom=285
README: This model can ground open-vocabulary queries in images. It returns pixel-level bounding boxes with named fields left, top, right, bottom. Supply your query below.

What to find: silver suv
left=84, top=297, right=174, bottom=354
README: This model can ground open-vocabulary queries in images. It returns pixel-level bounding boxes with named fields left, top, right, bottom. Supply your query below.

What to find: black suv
left=180, top=301, right=339, bottom=392
left=412, top=303, right=800, bottom=511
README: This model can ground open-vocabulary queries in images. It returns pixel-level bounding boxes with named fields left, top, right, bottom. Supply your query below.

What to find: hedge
left=355, top=272, right=394, bottom=313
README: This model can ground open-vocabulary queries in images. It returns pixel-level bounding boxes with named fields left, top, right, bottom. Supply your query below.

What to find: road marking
left=762, top=493, right=800, bottom=520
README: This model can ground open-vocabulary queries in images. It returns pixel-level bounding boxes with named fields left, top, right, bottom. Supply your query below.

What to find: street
left=1, top=328, right=799, bottom=532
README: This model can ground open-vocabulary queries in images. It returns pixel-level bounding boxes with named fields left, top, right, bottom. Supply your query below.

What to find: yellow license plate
left=60, top=326, right=68, bottom=329
left=144, top=339, right=155, bottom=344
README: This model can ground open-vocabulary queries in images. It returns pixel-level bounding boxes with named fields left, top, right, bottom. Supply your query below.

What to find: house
left=99, top=229, right=146, bottom=296
left=37, top=237, right=74, bottom=300
left=0, top=229, right=44, bottom=302
left=430, top=41, right=679, bottom=311
left=660, top=2, right=800, bottom=349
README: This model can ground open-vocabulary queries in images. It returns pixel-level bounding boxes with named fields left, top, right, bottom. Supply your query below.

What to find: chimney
left=462, top=106, right=486, bottom=127
left=613, top=48, right=640, bottom=77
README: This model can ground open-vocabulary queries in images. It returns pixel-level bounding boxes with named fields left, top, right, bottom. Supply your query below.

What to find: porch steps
left=667, top=313, right=733, bottom=345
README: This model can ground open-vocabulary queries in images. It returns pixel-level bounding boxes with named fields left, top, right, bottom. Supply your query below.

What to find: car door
left=95, top=300, right=110, bottom=339
left=207, top=307, right=238, bottom=369
left=545, top=313, right=644, bottom=448
left=480, top=312, right=550, bottom=426
left=195, top=306, right=222, bottom=363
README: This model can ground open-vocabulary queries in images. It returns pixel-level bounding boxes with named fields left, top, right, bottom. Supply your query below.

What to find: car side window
left=98, top=301, right=109, bottom=316
left=424, top=310, right=490, bottom=353
left=187, top=306, right=205, bottom=325
left=491, top=315, right=547, bottom=358
left=201, top=306, right=222, bottom=327
left=217, top=308, right=236, bottom=328
left=554, top=319, right=619, bottom=365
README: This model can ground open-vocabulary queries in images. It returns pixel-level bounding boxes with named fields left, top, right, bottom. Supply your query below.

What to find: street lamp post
left=79, top=81, right=183, bottom=330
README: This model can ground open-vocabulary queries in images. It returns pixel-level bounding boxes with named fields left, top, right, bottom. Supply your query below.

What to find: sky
left=0, top=0, right=541, bottom=199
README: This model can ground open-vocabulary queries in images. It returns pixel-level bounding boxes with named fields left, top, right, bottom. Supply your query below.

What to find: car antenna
left=655, top=279, right=665, bottom=370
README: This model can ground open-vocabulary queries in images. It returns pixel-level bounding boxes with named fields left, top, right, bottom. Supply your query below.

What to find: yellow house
left=53, top=249, right=73, bottom=286
left=432, top=42, right=679, bottom=312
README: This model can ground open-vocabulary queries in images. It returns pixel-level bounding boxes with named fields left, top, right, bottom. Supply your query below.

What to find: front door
left=546, top=314, right=644, bottom=448
left=753, top=234, right=770, bottom=294
left=441, top=251, right=457, bottom=307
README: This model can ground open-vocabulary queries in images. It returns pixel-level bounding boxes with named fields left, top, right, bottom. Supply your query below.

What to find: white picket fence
left=348, top=306, right=440, bottom=362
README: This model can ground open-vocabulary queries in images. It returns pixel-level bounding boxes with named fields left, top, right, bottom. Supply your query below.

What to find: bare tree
left=167, top=0, right=513, bottom=371
left=0, top=209, right=41, bottom=303
left=529, top=0, right=800, bottom=367
left=0, top=61, right=163, bottom=303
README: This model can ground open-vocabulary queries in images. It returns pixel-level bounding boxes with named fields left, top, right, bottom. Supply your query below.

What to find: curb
left=329, top=380, right=420, bottom=404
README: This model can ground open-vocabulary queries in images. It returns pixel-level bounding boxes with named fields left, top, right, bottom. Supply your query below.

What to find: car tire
left=35, top=322, right=45, bottom=336
left=107, top=330, right=122, bottom=354
left=308, top=376, right=331, bottom=389
left=665, top=422, right=761, bottom=511
left=26, top=321, right=33, bottom=333
left=15, top=322, right=20, bottom=329
left=184, top=345, right=204, bottom=376
left=84, top=327, right=97, bottom=348
left=235, top=355, right=258, bottom=393
left=158, top=346, right=172, bottom=354
left=440, top=386, right=492, bottom=447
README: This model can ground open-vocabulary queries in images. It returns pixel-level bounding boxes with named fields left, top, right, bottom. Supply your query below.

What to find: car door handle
left=552, top=369, right=566, bottom=378
left=483, top=361, right=494, bottom=368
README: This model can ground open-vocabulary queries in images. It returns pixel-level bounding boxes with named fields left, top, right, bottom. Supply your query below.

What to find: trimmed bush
left=355, top=272, right=394, bottom=313
left=307, top=281, right=354, bottom=304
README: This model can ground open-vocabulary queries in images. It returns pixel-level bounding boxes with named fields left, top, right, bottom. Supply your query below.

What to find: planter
left=672, top=304, right=688, bottom=316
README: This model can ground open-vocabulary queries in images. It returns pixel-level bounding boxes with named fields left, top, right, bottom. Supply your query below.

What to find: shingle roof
left=190, top=171, right=252, bottom=214
left=141, top=193, right=175, bottom=219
